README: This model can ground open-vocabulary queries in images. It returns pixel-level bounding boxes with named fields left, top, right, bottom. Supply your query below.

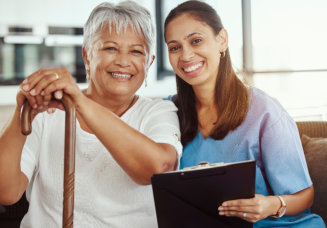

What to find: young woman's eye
left=192, top=39, right=202, bottom=44
left=169, top=46, right=180, bottom=52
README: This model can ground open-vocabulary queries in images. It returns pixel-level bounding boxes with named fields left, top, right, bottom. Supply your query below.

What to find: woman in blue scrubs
left=164, top=1, right=325, bottom=227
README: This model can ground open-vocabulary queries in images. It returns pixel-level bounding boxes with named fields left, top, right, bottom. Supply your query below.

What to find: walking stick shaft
left=21, top=95, right=76, bottom=228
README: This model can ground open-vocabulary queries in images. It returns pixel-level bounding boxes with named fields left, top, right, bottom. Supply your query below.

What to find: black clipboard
left=151, top=160, right=256, bottom=228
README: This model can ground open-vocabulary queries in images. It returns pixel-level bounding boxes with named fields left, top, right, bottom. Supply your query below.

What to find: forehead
left=165, top=14, right=214, bottom=41
left=98, top=24, right=147, bottom=46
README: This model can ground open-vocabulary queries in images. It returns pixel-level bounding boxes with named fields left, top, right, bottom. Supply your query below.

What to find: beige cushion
left=301, top=134, right=327, bottom=222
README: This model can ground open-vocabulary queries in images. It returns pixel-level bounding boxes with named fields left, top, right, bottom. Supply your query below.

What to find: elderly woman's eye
left=105, top=47, right=117, bottom=51
left=132, top=50, right=143, bottom=54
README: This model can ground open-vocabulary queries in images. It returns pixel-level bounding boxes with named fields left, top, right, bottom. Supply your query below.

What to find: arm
left=219, top=104, right=314, bottom=223
left=76, top=96, right=179, bottom=185
left=0, top=71, right=53, bottom=205
left=0, top=90, right=34, bottom=205
left=218, top=186, right=314, bottom=223
left=22, top=68, right=181, bottom=185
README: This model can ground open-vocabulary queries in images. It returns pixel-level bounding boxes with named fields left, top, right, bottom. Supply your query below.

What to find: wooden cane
left=21, top=94, right=76, bottom=228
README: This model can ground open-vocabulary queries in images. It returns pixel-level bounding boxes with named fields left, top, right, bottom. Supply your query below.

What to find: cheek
left=135, top=58, right=147, bottom=73
left=168, top=54, right=178, bottom=70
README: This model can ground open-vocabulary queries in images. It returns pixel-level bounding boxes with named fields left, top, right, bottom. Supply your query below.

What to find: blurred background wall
left=1, top=0, right=327, bottom=128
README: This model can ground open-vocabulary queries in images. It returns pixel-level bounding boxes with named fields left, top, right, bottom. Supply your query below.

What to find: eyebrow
left=103, top=41, right=118, bottom=45
left=103, top=41, right=145, bottom=49
left=167, top=32, right=202, bottom=45
left=131, top=44, right=145, bottom=49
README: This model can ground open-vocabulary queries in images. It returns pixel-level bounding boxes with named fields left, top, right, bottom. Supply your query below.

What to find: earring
left=85, top=66, right=90, bottom=80
left=145, top=77, right=148, bottom=88
left=220, top=51, right=225, bottom=58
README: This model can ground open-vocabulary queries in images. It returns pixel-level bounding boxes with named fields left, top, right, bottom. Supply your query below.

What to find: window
left=251, top=0, right=327, bottom=119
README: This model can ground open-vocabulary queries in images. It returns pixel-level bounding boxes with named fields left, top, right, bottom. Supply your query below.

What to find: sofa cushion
left=301, top=134, right=327, bottom=222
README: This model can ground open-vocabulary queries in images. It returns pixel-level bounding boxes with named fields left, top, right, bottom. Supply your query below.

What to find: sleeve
left=142, top=99, right=183, bottom=167
left=20, top=114, right=43, bottom=182
left=260, top=111, right=312, bottom=195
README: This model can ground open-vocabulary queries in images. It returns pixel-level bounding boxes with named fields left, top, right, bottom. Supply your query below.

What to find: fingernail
left=33, top=104, right=37, bottom=109
left=55, top=91, right=63, bottom=99
left=30, top=89, right=36, bottom=96
left=22, top=79, right=28, bottom=84
left=218, top=206, right=222, bottom=211
left=219, top=212, right=224, bottom=215
left=41, top=91, right=45, bottom=96
left=222, top=202, right=227, bottom=206
left=22, top=85, right=29, bottom=91
left=38, top=105, right=43, bottom=110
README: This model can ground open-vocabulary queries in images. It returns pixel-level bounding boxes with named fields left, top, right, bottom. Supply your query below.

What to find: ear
left=82, top=47, right=90, bottom=70
left=149, top=55, right=155, bottom=67
left=216, top=28, right=228, bottom=52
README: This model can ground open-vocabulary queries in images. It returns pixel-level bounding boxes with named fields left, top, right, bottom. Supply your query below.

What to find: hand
left=218, top=194, right=279, bottom=223
left=17, top=81, right=55, bottom=119
left=21, top=68, right=83, bottom=110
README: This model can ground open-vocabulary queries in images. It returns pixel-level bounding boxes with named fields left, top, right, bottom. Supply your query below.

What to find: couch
left=1, top=121, right=326, bottom=227
left=296, top=121, right=327, bottom=223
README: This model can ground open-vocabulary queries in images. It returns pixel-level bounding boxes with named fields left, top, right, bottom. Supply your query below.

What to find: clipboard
left=151, top=160, right=256, bottom=228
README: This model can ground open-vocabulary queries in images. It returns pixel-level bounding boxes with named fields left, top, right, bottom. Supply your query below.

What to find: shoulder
left=241, top=87, right=298, bottom=138
left=247, top=87, right=289, bottom=125
left=135, top=96, right=178, bottom=113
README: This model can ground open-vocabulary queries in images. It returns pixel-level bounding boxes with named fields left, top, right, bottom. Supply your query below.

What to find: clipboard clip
left=182, top=161, right=225, bottom=171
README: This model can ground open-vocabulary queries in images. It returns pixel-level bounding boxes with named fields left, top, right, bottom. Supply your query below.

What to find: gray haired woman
left=0, top=1, right=181, bottom=227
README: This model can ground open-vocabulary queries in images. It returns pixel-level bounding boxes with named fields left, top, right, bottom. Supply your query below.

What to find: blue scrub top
left=179, top=88, right=325, bottom=228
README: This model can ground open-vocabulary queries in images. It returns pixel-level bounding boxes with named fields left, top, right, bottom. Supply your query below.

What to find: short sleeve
left=20, top=114, right=43, bottom=182
left=260, top=113, right=312, bottom=195
left=142, top=99, right=183, bottom=164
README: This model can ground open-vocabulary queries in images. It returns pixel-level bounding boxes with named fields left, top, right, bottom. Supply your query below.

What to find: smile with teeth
left=111, top=72, right=133, bottom=79
left=183, top=62, right=203, bottom=73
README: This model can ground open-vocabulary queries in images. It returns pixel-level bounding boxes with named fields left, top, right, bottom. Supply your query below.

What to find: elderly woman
left=0, top=1, right=181, bottom=227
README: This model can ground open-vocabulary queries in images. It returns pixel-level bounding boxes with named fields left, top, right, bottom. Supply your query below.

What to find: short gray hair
left=83, top=1, right=156, bottom=64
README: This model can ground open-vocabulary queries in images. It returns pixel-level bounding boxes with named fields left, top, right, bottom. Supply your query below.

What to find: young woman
left=164, top=1, right=325, bottom=227
left=0, top=2, right=182, bottom=227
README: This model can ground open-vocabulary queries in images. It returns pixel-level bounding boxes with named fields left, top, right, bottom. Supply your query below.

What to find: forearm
left=281, top=186, right=314, bottom=216
left=266, top=186, right=313, bottom=217
left=0, top=107, right=28, bottom=203
left=76, top=97, right=177, bottom=184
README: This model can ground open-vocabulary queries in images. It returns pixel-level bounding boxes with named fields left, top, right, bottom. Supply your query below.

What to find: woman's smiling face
left=165, top=13, right=227, bottom=88
left=85, top=25, right=150, bottom=98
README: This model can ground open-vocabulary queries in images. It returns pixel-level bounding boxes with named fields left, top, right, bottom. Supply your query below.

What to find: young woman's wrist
left=269, top=195, right=282, bottom=216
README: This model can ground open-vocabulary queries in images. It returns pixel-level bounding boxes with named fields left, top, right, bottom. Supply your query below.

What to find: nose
left=114, top=52, right=131, bottom=67
left=180, top=46, right=194, bottom=61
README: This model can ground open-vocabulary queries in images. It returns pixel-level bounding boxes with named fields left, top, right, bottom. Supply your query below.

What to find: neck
left=193, top=83, right=216, bottom=108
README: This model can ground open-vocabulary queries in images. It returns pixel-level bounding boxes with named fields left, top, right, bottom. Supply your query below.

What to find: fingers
left=17, top=86, right=37, bottom=109
left=22, top=68, right=65, bottom=95
left=30, top=72, right=61, bottom=97
left=218, top=195, right=268, bottom=223
left=221, top=198, right=258, bottom=207
left=23, top=68, right=61, bottom=94
left=218, top=209, right=259, bottom=223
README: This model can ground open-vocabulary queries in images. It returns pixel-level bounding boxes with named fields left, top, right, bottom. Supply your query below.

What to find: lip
left=109, top=71, right=134, bottom=81
left=180, top=61, right=204, bottom=77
